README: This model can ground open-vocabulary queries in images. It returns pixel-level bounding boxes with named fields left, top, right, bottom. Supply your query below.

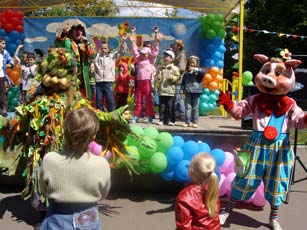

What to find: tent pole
left=238, top=0, right=245, bottom=101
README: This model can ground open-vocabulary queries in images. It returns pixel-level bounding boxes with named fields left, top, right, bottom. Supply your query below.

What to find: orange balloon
left=202, top=81, right=208, bottom=88
left=209, top=67, right=220, bottom=77
left=208, top=81, right=218, bottom=90
left=7, top=69, right=21, bottom=85
left=203, top=73, right=213, bottom=84
left=215, top=74, right=223, bottom=83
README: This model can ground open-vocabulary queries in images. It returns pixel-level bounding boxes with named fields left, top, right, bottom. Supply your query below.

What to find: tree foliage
left=224, top=0, right=307, bottom=78
left=25, top=0, right=118, bottom=17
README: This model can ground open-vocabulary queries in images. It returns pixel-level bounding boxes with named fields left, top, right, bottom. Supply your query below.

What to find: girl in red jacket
left=115, top=62, right=133, bottom=108
left=175, top=152, right=221, bottom=230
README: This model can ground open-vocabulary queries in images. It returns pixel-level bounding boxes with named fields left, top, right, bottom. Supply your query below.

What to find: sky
left=115, top=0, right=201, bottom=18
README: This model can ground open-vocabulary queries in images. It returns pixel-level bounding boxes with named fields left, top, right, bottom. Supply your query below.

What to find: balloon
left=166, top=146, right=184, bottom=166
left=182, top=140, right=199, bottom=160
left=126, top=146, right=140, bottom=160
left=206, top=29, right=216, bottom=40
left=138, top=136, right=157, bottom=159
left=149, top=152, right=167, bottom=174
left=156, top=132, right=173, bottom=153
left=199, top=102, right=209, bottom=112
left=88, top=141, right=102, bottom=156
left=225, top=172, right=236, bottom=192
left=242, top=71, right=253, bottom=85
left=218, top=151, right=234, bottom=175
left=175, top=160, right=190, bottom=182
left=203, top=73, right=213, bottom=84
left=215, top=14, right=225, bottom=22
left=144, top=126, right=159, bottom=139
left=172, top=135, right=185, bottom=147
left=209, top=67, right=220, bottom=77
left=210, top=148, right=226, bottom=167
left=218, top=173, right=227, bottom=196
left=198, top=142, right=211, bottom=153
left=130, top=125, right=144, bottom=135
left=161, top=166, right=175, bottom=181
left=208, top=81, right=219, bottom=90
left=7, top=69, right=21, bottom=85
left=200, top=94, right=209, bottom=103
left=212, top=21, right=223, bottom=32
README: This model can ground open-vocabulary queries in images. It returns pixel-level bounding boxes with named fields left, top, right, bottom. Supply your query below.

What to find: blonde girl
left=175, top=152, right=221, bottom=229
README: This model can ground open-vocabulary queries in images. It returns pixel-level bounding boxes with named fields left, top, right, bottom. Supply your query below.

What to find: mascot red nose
left=218, top=49, right=307, bottom=230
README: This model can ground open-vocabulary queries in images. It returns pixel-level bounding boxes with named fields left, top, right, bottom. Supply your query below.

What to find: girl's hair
left=189, top=152, right=219, bottom=217
left=187, top=55, right=200, bottom=67
left=63, top=107, right=99, bottom=158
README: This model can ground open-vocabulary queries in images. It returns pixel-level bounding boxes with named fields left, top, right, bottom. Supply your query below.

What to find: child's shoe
left=131, top=116, right=138, bottom=123
left=168, top=122, right=175, bottom=126
left=192, top=123, right=198, bottom=128
left=270, top=220, right=283, bottom=230
left=219, top=212, right=229, bottom=225
left=147, top=117, right=153, bottom=124
left=183, top=123, right=189, bottom=127
left=157, top=121, right=163, bottom=125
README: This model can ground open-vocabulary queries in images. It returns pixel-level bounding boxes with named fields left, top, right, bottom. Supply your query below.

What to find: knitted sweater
left=40, top=150, right=111, bottom=203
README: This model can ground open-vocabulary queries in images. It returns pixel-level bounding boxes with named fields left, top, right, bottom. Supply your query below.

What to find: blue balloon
left=182, top=140, right=199, bottom=160
left=216, top=60, right=224, bottom=69
left=166, top=146, right=184, bottom=166
left=161, top=167, right=175, bottom=181
left=172, top=135, right=185, bottom=148
left=198, top=142, right=211, bottom=153
left=210, top=148, right=226, bottom=167
left=0, top=29, right=5, bottom=37
left=9, top=30, right=20, bottom=41
left=175, top=160, right=190, bottom=182
left=200, top=94, right=209, bottom=103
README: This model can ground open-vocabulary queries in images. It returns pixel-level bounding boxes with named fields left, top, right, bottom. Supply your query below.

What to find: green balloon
left=205, top=14, right=216, bottom=24
left=138, top=136, right=157, bottom=159
left=242, top=71, right=253, bottom=85
left=206, top=29, right=216, bottom=39
left=156, top=132, right=173, bottom=153
left=130, top=125, right=144, bottom=135
left=212, top=21, right=222, bottom=32
left=215, top=14, right=225, bottom=22
left=126, top=146, right=140, bottom=160
left=149, top=152, right=167, bottom=174
left=144, top=126, right=159, bottom=139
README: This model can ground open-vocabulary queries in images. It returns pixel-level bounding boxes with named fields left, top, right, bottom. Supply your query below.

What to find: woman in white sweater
left=39, top=107, right=111, bottom=230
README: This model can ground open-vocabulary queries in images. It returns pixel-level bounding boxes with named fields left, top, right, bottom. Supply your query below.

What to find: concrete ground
left=1, top=116, right=307, bottom=230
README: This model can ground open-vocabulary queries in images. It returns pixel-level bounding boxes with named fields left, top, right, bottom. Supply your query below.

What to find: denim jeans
left=175, top=85, right=185, bottom=117
left=40, top=205, right=100, bottom=230
left=96, top=82, right=115, bottom=112
left=185, top=93, right=200, bottom=124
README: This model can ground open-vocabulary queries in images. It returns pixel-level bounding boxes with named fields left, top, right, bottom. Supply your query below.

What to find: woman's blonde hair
left=187, top=55, right=200, bottom=67
left=189, top=152, right=219, bottom=217
left=63, top=107, right=99, bottom=158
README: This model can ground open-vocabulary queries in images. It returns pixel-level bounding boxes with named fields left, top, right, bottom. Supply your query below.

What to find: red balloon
left=16, top=25, right=23, bottom=33
left=4, top=23, right=13, bottom=32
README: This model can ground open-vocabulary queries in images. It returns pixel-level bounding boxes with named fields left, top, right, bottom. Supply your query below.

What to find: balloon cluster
left=199, top=14, right=226, bottom=40
left=202, top=67, right=223, bottom=90
left=200, top=38, right=225, bottom=69
left=218, top=151, right=266, bottom=206
left=89, top=125, right=173, bottom=174
left=161, top=136, right=225, bottom=182
left=0, top=9, right=24, bottom=56
left=199, top=88, right=220, bottom=116
left=242, top=71, right=254, bottom=86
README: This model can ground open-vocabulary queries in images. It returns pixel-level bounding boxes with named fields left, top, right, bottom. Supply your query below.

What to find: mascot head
left=254, top=49, right=302, bottom=95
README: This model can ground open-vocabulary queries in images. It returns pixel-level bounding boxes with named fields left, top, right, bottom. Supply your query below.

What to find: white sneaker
left=183, top=123, right=189, bottom=127
left=219, top=213, right=229, bottom=225
left=168, top=122, right=175, bottom=126
left=157, top=121, right=163, bottom=125
left=192, top=123, right=198, bottom=128
left=270, top=220, right=283, bottom=230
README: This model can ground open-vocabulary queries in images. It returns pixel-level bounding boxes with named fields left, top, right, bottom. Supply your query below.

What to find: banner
left=23, top=17, right=202, bottom=62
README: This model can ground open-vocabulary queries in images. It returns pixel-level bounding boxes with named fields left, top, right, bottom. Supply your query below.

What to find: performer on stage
left=218, top=49, right=307, bottom=230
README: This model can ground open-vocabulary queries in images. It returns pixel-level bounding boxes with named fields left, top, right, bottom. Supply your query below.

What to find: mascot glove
left=217, top=91, right=234, bottom=111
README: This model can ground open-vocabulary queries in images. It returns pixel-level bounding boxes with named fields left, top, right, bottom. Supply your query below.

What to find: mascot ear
left=284, top=59, right=302, bottom=68
left=254, top=54, right=269, bottom=64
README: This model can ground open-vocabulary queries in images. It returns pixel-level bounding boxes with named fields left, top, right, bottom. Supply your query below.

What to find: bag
left=233, top=149, right=251, bottom=178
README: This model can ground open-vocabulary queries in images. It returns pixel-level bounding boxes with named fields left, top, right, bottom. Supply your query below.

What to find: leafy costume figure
left=0, top=48, right=154, bottom=209
left=56, top=24, right=95, bottom=99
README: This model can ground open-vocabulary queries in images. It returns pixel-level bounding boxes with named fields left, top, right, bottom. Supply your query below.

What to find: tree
left=224, top=0, right=307, bottom=78
left=25, top=0, right=118, bottom=17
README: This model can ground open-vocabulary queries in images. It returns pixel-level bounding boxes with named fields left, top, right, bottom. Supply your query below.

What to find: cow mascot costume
left=218, top=50, right=307, bottom=230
